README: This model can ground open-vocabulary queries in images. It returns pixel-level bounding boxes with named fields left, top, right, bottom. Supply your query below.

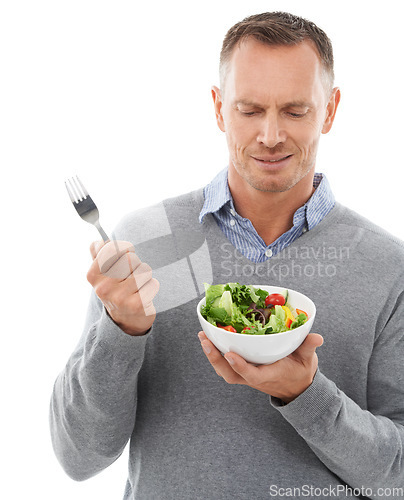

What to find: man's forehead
left=225, top=39, right=324, bottom=103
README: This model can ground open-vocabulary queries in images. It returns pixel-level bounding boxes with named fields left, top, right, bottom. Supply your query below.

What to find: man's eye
left=288, top=112, right=306, bottom=118
left=240, top=111, right=257, bottom=116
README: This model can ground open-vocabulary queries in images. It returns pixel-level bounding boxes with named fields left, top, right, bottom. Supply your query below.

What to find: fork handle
left=95, top=221, right=110, bottom=242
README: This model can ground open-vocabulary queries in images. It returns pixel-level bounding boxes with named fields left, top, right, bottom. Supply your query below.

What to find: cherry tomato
left=241, top=327, right=251, bottom=333
left=265, top=293, right=286, bottom=307
left=217, top=324, right=237, bottom=333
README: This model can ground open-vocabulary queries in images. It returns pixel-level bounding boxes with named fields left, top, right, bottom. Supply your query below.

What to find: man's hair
left=220, top=11, right=334, bottom=95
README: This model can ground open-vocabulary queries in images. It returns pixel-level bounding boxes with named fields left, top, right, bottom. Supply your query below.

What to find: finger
left=131, top=262, right=153, bottom=291
left=96, top=273, right=157, bottom=314
left=292, top=333, right=324, bottom=361
left=97, top=241, right=136, bottom=274
left=88, top=241, right=136, bottom=283
left=143, top=302, right=157, bottom=317
left=107, top=262, right=153, bottom=301
left=223, top=351, right=261, bottom=385
left=197, top=330, right=208, bottom=342
left=137, top=278, right=160, bottom=316
left=197, top=332, right=246, bottom=384
left=90, top=240, right=105, bottom=260
left=103, top=252, right=141, bottom=280
left=197, top=332, right=249, bottom=371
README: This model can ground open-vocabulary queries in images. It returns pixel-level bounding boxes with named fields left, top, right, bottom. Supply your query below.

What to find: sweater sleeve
left=271, top=288, right=404, bottom=499
left=49, top=289, right=150, bottom=481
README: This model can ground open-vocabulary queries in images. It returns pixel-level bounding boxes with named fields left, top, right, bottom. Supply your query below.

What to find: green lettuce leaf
left=224, top=283, right=268, bottom=309
left=290, top=313, right=308, bottom=329
left=204, top=283, right=225, bottom=307
left=268, top=305, right=287, bottom=333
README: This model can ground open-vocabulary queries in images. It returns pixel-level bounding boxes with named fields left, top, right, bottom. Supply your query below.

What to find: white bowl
left=197, top=285, right=316, bottom=365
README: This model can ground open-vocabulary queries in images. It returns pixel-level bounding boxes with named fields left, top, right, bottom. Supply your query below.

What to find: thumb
left=293, top=333, right=323, bottom=361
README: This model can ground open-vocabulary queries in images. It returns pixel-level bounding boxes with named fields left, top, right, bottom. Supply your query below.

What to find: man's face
left=213, top=39, right=340, bottom=193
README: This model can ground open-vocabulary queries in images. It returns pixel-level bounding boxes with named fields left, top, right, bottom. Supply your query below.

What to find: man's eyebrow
left=282, top=100, right=312, bottom=108
left=234, top=99, right=312, bottom=108
left=234, top=99, right=263, bottom=108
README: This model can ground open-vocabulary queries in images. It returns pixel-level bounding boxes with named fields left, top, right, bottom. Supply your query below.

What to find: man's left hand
left=198, top=331, right=323, bottom=404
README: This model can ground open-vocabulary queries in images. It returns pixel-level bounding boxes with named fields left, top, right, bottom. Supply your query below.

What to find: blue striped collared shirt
left=199, top=167, right=335, bottom=263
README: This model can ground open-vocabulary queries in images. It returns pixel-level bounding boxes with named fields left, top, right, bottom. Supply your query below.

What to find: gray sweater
left=50, top=188, right=404, bottom=499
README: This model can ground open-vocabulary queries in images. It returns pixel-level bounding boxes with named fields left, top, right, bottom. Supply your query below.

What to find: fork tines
left=65, top=176, right=89, bottom=204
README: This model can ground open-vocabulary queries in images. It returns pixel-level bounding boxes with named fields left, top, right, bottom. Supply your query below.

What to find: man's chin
left=240, top=160, right=315, bottom=194
left=250, top=182, right=291, bottom=193
left=244, top=173, right=295, bottom=193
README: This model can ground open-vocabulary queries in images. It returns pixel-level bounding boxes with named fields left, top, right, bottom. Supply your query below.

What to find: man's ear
left=322, top=87, right=341, bottom=134
left=211, top=86, right=225, bottom=132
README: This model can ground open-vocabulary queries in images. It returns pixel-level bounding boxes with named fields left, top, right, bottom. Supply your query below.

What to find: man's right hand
left=87, top=240, right=159, bottom=336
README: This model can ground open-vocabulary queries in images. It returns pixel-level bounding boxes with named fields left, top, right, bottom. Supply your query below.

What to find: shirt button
left=230, top=219, right=236, bottom=227
left=230, top=209, right=236, bottom=216
left=265, top=249, right=273, bottom=257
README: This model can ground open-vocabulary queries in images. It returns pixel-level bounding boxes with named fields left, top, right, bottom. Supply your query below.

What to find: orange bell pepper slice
left=296, top=308, right=308, bottom=318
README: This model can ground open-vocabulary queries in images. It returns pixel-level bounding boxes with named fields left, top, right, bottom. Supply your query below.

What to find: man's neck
left=228, top=166, right=316, bottom=246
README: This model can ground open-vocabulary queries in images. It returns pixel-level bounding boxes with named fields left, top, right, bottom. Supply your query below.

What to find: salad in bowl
left=197, top=282, right=316, bottom=364
left=201, top=282, right=309, bottom=335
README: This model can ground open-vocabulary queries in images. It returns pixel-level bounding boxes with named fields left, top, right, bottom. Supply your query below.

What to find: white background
left=1, top=1, right=403, bottom=498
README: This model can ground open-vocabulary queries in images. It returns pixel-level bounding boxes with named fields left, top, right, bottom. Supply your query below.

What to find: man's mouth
left=252, top=154, right=293, bottom=168
left=253, top=154, right=293, bottom=163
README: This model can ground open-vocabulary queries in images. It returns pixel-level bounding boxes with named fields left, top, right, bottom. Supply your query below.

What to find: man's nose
left=256, top=115, right=286, bottom=148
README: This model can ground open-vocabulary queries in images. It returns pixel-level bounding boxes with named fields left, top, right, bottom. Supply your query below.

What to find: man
left=50, top=12, right=404, bottom=499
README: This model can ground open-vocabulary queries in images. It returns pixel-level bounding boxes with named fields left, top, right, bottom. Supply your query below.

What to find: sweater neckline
left=193, top=187, right=345, bottom=266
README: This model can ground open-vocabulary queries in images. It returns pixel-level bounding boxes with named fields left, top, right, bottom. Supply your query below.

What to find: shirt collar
left=199, top=167, right=231, bottom=222
left=305, top=171, right=335, bottom=229
left=199, top=166, right=335, bottom=229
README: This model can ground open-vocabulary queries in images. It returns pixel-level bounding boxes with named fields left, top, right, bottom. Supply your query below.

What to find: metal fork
left=65, top=176, right=109, bottom=242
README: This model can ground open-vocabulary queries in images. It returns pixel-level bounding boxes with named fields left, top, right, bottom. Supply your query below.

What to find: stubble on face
left=228, top=140, right=319, bottom=194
